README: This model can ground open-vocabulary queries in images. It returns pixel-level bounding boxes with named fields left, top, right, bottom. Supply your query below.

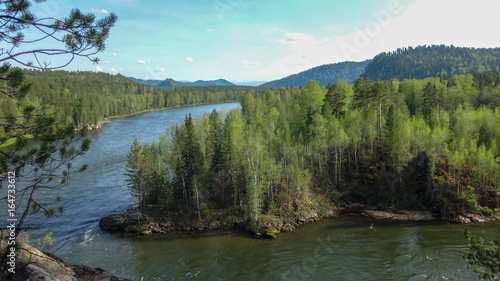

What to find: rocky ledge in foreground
left=0, top=231, right=131, bottom=281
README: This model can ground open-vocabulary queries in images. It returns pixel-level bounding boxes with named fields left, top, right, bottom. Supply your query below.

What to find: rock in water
left=99, top=209, right=148, bottom=231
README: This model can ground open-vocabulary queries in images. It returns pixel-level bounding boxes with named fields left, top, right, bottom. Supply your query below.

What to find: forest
left=125, top=72, right=500, bottom=236
left=0, top=69, right=258, bottom=142
left=262, top=60, right=370, bottom=87
left=363, top=45, right=500, bottom=81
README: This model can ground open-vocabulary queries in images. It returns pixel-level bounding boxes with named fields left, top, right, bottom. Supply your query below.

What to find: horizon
left=22, top=0, right=500, bottom=82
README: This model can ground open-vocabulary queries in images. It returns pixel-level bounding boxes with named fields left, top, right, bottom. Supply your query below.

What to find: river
left=4, top=102, right=500, bottom=281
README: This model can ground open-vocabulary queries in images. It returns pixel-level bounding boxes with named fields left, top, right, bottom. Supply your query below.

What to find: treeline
left=363, top=45, right=500, bottom=81
left=126, top=72, right=500, bottom=235
left=0, top=69, right=256, bottom=140
left=262, top=60, right=370, bottom=87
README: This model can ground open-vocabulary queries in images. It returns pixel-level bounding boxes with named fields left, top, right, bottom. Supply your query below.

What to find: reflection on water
left=2, top=102, right=499, bottom=280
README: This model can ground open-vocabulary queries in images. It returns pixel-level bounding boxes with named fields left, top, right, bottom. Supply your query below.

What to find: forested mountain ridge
left=129, top=76, right=235, bottom=88
left=362, top=45, right=500, bottom=80
left=262, top=60, right=371, bottom=87
left=0, top=69, right=255, bottom=141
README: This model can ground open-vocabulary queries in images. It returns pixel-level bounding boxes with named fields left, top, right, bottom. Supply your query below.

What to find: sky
left=25, top=0, right=500, bottom=83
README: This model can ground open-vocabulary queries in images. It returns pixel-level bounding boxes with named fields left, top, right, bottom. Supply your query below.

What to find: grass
left=0, top=135, right=34, bottom=149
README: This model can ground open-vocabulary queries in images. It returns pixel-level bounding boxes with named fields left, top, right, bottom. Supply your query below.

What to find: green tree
left=353, top=77, right=373, bottom=110
left=324, top=80, right=347, bottom=119
left=463, top=229, right=500, bottom=280
left=371, top=79, right=390, bottom=136
left=423, top=81, right=445, bottom=115
left=384, top=105, right=411, bottom=180
left=174, top=114, right=206, bottom=211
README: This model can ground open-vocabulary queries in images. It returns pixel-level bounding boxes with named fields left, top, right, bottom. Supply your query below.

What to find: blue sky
left=28, top=0, right=500, bottom=82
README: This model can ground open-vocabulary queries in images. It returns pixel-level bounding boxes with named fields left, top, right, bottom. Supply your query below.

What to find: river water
left=4, top=102, right=500, bottom=281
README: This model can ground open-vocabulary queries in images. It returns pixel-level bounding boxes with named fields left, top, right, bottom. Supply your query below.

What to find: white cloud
left=154, top=67, right=166, bottom=72
left=255, top=0, right=500, bottom=80
left=137, top=59, right=146, bottom=64
left=90, top=8, right=109, bottom=14
left=241, top=60, right=260, bottom=68
left=332, top=0, right=500, bottom=62
left=255, top=32, right=337, bottom=78
left=111, top=68, right=118, bottom=72
left=96, top=66, right=103, bottom=72
left=206, top=28, right=215, bottom=32
left=186, top=57, right=194, bottom=62
left=107, top=53, right=117, bottom=57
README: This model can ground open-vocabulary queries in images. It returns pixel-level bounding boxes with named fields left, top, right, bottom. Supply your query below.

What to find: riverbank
left=0, top=231, right=131, bottom=281
left=99, top=204, right=500, bottom=238
left=106, top=100, right=239, bottom=120
left=99, top=205, right=339, bottom=238
left=0, top=101, right=239, bottom=149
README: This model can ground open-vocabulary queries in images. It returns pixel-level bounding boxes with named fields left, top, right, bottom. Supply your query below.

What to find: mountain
left=128, top=77, right=162, bottom=86
left=189, top=79, right=235, bottom=86
left=156, top=78, right=187, bottom=88
left=129, top=77, right=235, bottom=88
left=262, top=60, right=371, bottom=87
left=362, top=45, right=500, bottom=81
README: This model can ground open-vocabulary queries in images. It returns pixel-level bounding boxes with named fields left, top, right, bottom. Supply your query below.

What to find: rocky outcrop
left=359, top=209, right=438, bottom=221
left=0, top=231, right=131, bottom=281
left=99, top=209, right=149, bottom=232
left=100, top=206, right=341, bottom=238
left=351, top=206, right=500, bottom=224
left=450, top=213, right=500, bottom=224
left=99, top=208, right=239, bottom=235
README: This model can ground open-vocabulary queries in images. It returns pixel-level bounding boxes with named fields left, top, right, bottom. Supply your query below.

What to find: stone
left=0, top=231, right=131, bottom=281
left=99, top=209, right=148, bottom=231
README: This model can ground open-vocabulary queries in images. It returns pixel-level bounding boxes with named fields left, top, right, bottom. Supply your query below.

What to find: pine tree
left=0, top=0, right=116, bottom=239
left=174, top=114, right=205, bottom=208
left=324, top=81, right=347, bottom=119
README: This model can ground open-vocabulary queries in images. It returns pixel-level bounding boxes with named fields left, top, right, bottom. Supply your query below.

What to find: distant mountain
left=362, top=45, right=500, bottom=81
left=157, top=78, right=187, bottom=88
left=129, top=77, right=236, bottom=88
left=262, top=60, right=371, bottom=87
left=190, top=79, right=235, bottom=86
left=128, top=77, right=162, bottom=86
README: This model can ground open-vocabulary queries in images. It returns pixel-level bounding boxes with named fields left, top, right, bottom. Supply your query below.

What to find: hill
left=129, top=77, right=235, bottom=88
left=362, top=45, right=500, bottom=80
left=262, top=60, right=371, bottom=87
left=128, top=77, right=162, bottom=86
left=190, top=79, right=234, bottom=86
left=157, top=78, right=187, bottom=88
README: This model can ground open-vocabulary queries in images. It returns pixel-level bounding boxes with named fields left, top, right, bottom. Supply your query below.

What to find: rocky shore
left=0, top=231, right=130, bottom=281
left=99, top=207, right=339, bottom=237
left=99, top=204, right=500, bottom=238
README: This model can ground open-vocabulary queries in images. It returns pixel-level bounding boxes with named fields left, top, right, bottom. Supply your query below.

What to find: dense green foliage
left=463, top=229, right=500, bottom=280
left=363, top=45, right=500, bottom=81
left=126, top=73, right=500, bottom=235
left=0, top=69, right=254, bottom=141
left=262, top=60, right=370, bottom=87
